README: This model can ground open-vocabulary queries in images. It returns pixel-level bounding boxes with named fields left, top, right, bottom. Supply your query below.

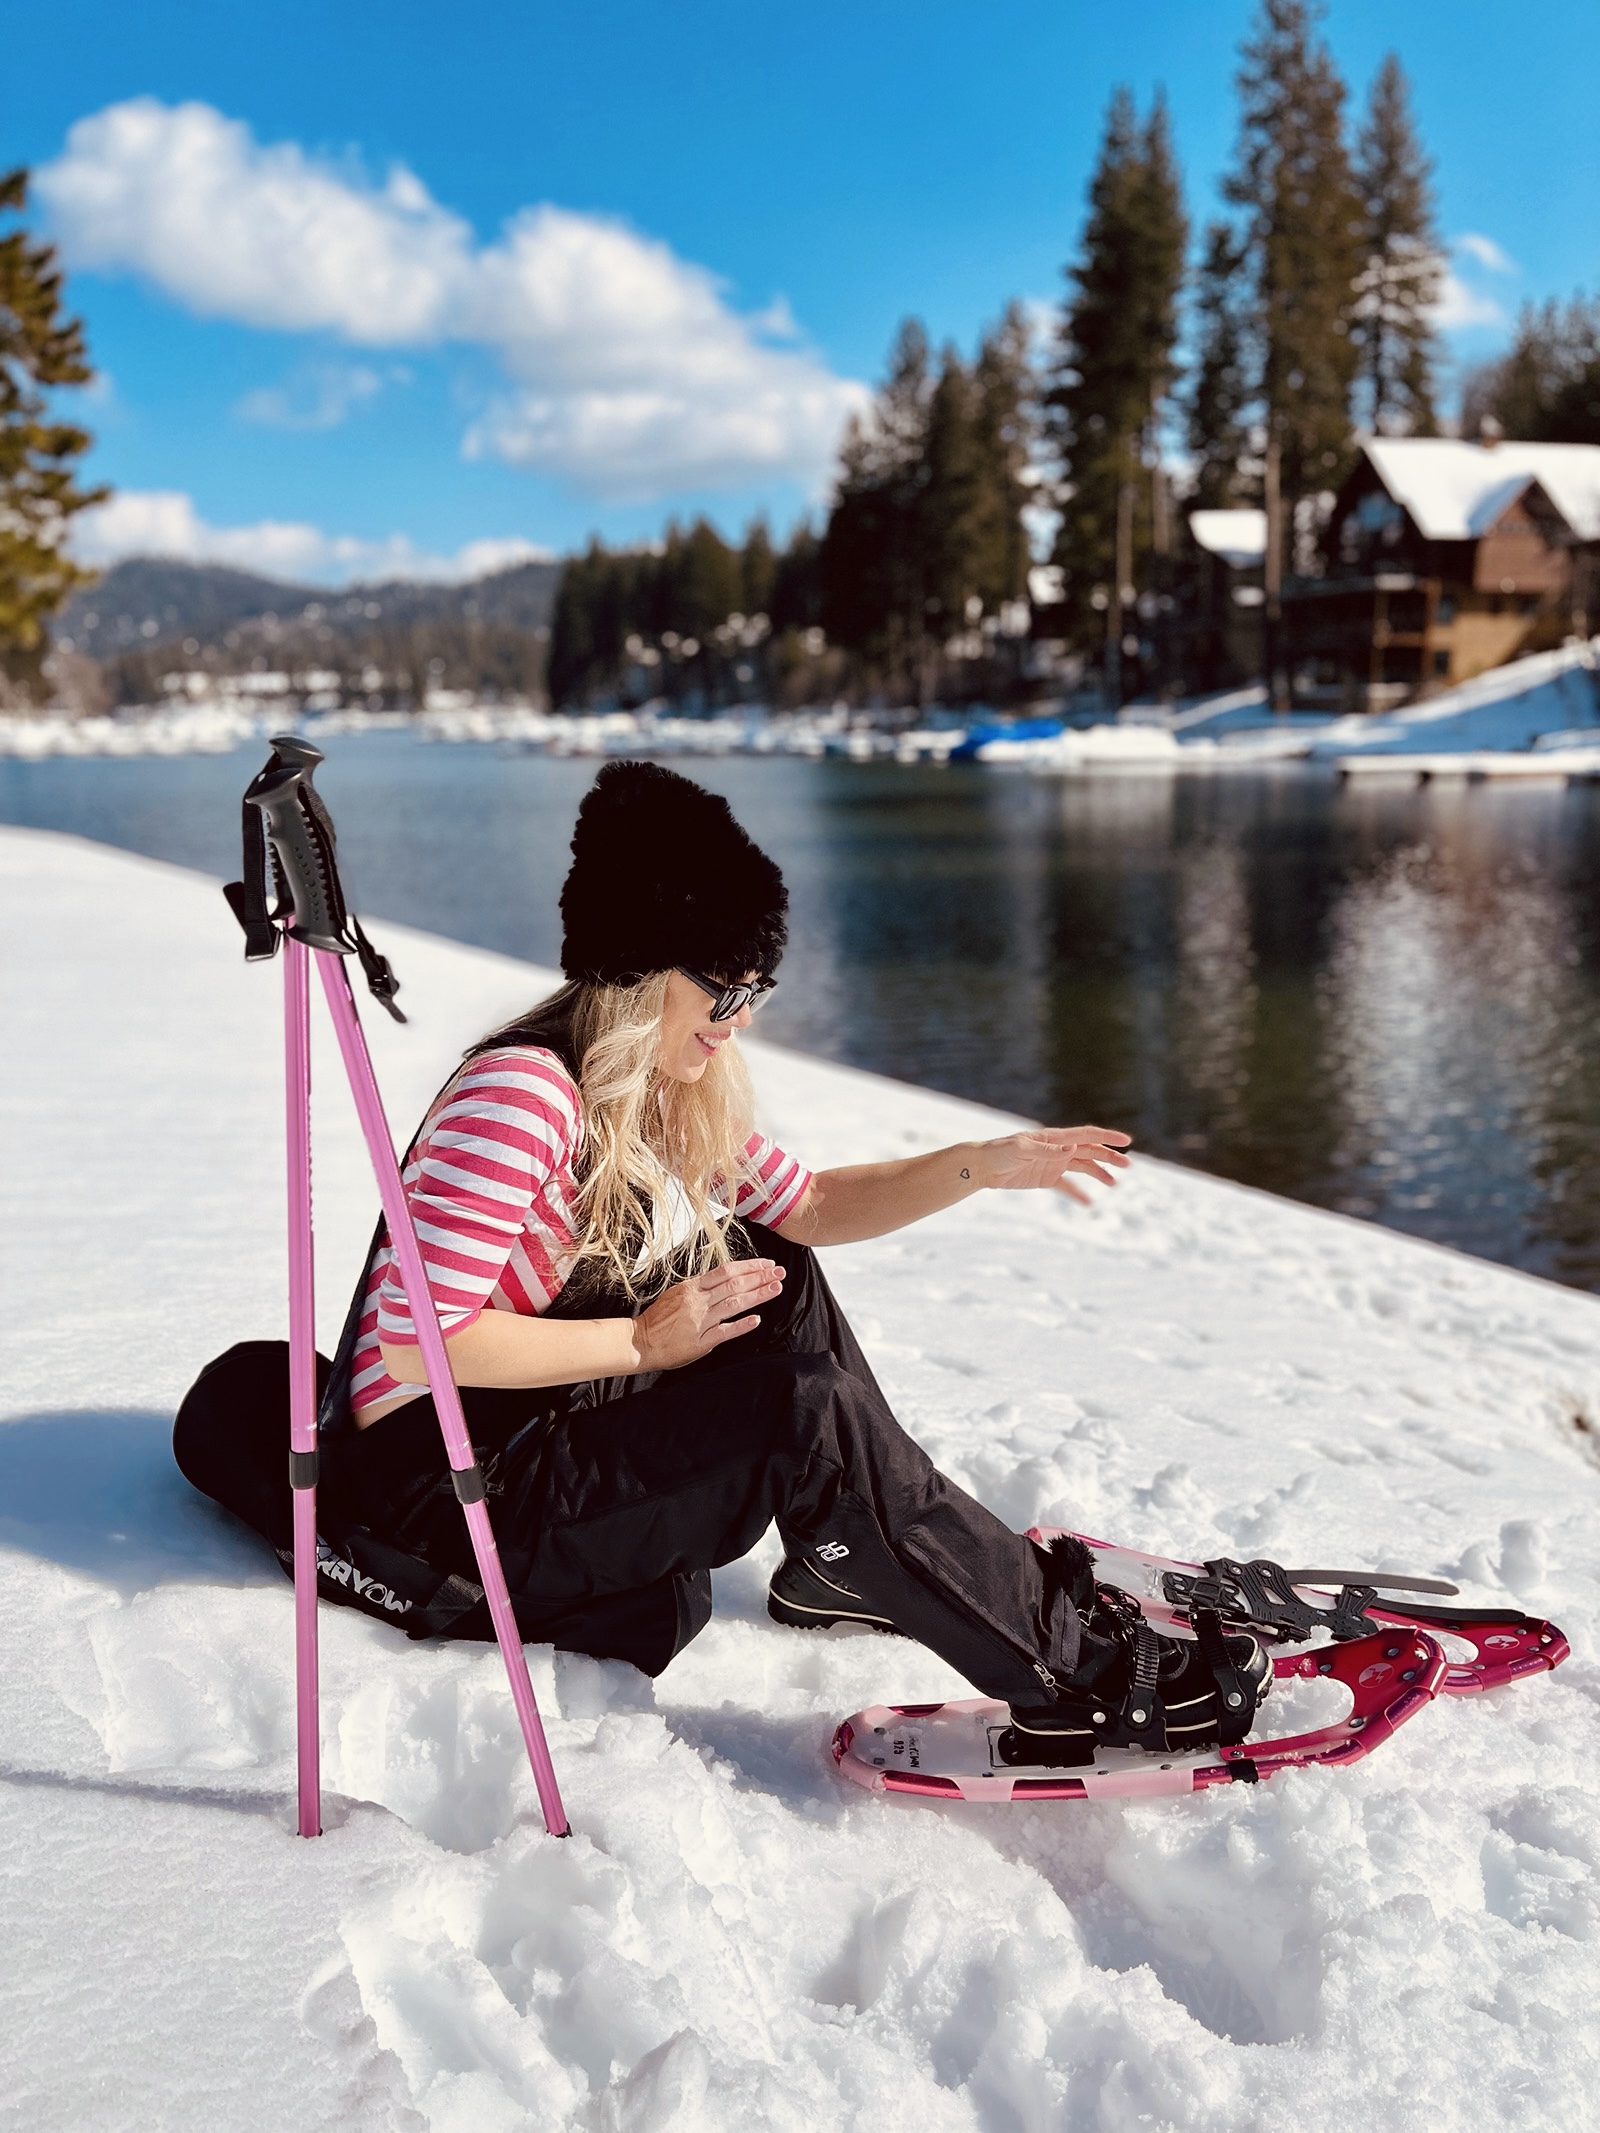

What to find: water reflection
left=7, top=739, right=1600, bottom=1289
left=1318, top=784, right=1600, bottom=1282
left=1171, top=840, right=1258, bottom=1143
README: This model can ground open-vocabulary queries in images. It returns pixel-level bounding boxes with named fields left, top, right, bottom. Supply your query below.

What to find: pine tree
left=1223, top=0, right=1363, bottom=702
left=547, top=538, right=626, bottom=705
left=1464, top=293, right=1600, bottom=445
left=0, top=169, right=107, bottom=696
left=968, top=302, right=1036, bottom=614
left=770, top=520, right=823, bottom=635
left=647, top=520, right=721, bottom=644
left=818, top=318, right=934, bottom=695
left=1046, top=88, right=1187, bottom=695
left=739, top=519, right=777, bottom=619
left=1352, top=54, right=1441, bottom=435
left=919, top=346, right=987, bottom=664
left=1186, top=222, right=1255, bottom=507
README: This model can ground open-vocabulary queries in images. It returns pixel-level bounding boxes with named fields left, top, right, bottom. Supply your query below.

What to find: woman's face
left=657, top=968, right=758, bottom=1082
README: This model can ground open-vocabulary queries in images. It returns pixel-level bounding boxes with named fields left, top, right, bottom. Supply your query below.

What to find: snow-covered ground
left=4, top=640, right=1595, bottom=774
left=3, top=825, right=1599, bottom=2132
left=984, top=643, right=1600, bottom=773
left=1307, top=640, right=1600, bottom=761
left=0, top=701, right=864, bottom=763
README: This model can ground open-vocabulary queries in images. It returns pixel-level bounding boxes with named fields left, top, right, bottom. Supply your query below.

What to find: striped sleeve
left=730, top=1131, right=812, bottom=1229
left=376, top=1047, right=579, bottom=1345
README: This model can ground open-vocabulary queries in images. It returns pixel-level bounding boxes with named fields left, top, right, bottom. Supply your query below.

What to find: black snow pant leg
left=324, top=1224, right=1076, bottom=1704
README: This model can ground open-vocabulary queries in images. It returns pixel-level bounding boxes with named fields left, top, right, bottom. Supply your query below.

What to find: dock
left=1336, top=749, right=1600, bottom=786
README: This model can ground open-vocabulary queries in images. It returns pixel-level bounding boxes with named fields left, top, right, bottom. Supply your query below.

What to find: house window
left=1437, top=594, right=1457, bottom=624
left=1432, top=650, right=1451, bottom=677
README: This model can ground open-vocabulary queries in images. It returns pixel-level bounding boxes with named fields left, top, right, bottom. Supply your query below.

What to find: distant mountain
left=52, top=553, right=566, bottom=706
left=54, top=555, right=563, bottom=660
left=55, top=559, right=321, bottom=656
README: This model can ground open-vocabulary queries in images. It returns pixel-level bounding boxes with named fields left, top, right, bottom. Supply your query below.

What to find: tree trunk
left=1263, top=431, right=1287, bottom=712
left=1107, top=477, right=1136, bottom=709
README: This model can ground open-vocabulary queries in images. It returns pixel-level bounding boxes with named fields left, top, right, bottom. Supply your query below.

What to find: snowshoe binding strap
left=225, top=735, right=405, bottom=1021
left=1280, top=1569, right=1458, bottom=1596
left=1189, top=1605, right=1255, bottom=1746
left=1097, top=1586, right=1171, bottom=1752
left=1163, top=1556, right=1379, bottom=1645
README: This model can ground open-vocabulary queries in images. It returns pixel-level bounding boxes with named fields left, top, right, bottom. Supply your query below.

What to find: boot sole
left=767, top=1556, right=902, bottom=1634
left=766, top=1590, right=901, bottom=1633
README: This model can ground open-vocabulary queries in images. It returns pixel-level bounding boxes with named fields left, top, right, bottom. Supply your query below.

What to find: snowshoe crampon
left=830, top=1530, right=1568, bottom=1806
left=833, top=1623, right=1448, bottom=1802
left=1033, top=1529, right=1570, bottom=1696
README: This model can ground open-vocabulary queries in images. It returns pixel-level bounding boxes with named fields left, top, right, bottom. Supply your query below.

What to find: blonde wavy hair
left=468, top=976, right=761, bottom=1301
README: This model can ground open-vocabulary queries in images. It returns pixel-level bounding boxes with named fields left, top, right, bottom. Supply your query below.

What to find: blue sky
left=8, top=0, right=1599, bottom=584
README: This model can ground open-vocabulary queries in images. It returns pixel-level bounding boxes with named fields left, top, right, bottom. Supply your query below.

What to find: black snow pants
left=313, top=1222, right=1079, bottom=1703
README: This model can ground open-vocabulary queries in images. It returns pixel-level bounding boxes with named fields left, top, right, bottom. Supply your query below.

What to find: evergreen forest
left=6, top=1, right=1600, bottom=713
left=548, top=1, right=1599, bottom=714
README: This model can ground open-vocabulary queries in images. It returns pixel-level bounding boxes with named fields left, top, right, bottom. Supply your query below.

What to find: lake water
left=9, top=730, right=1600, bottom=1293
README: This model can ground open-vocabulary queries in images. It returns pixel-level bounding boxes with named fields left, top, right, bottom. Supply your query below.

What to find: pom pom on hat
left=559, top=759, right=788, bottom=985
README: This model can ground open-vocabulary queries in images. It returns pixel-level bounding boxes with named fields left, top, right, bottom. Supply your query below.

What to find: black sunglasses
left=676, top=967, right=777, bottom=1023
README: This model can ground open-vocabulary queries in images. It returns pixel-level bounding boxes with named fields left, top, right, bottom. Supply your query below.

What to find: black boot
left=768, top=1528, right=1096, bottom=1644
left=767, top=1551, right=905, bottom=1634
left=999, top=1585, right=1271, bottom=1768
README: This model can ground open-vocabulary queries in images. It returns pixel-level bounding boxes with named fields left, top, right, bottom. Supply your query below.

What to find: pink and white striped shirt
left=349, top=1043, right=812, bottom=1415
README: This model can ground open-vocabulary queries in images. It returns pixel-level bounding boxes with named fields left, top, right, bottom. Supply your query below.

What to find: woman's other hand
left=633, top=1258, right=786, bottom=1371
left=977, top=1125, right=1132, bottom=1205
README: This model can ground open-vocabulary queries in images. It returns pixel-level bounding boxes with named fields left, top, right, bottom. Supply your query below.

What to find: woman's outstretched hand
left=976, top=1125, right=1132, bottom=1205
left=632, top=1258, right=786, bottom=1372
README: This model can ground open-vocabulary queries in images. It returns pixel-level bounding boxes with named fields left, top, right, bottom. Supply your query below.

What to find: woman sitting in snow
left=180, top=761, right=1269, bottom=1766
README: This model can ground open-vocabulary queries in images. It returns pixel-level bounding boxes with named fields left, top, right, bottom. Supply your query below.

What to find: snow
left=968, top=649, right=1597, bottom=774
left=0, top=701, right=271, bottom=758
left=4, top=823, right=1600, bottom=2130
left=1308, top=639, right=1600, bottom=760
left=0, top=701, right=908, bottom=764
left=1364, top=438, right=1600, bottom=543
left=1188, top=510, right=1268, bottom=567
left=974, top=723, right=1183, bottom=769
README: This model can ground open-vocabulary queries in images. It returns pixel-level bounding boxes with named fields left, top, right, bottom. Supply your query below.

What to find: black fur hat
left=559, top=759, right=788, bottom=985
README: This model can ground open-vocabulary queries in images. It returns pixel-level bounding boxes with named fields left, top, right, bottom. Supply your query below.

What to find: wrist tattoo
left=960, top=1167, right=971, bottom=1180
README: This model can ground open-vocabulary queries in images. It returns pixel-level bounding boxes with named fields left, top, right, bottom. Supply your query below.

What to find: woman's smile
left=659, top=967, right=758, bottom=1081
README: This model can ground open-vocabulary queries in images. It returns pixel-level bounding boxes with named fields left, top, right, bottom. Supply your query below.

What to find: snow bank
left=976, top=724, right=1184, bottom=769
left=0, top=701, right=272, bottom=758
left=1308, top=640, right=1600, bottom=760
left=0, top=700, right=931, bottom=765
left=3, top=826, right=1599, bottom=2130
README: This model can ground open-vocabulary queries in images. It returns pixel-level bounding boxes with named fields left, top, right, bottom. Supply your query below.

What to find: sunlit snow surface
left=3, top=825, right=1599, bottom=2131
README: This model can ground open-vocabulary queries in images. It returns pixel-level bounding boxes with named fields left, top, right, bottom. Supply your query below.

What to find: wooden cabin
left=1283, top=439, right=1600, bottom=712
left=1186, top=508, right=1267, bottom=689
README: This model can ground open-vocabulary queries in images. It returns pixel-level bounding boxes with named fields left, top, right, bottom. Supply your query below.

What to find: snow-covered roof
left=1189, top=508, right=1267, bottom=567
left=1364, top=438, right=1600, bottom=543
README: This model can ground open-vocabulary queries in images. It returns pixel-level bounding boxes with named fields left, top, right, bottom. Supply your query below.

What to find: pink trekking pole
left=227, top=735, right=569, bottom=1840
left=283, top=930, right=321, bottom=1837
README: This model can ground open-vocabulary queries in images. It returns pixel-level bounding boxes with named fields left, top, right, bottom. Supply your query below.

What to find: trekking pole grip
left=235, top=735, right=405, bottom=1021
left=245, top=737, right=351, bottom=955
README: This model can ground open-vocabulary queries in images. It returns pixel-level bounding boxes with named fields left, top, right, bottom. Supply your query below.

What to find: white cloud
left=1455, top=232, right=1517, bottom=276
left=1433, top=234, right=1518, bottom=337
left=235, top=361, right=392, bottom=431
left=1431, top=234, right=1520, bottom=335
left=38, top=101, right=469, bottom=340
left=1433, top=269, right=1508, bottom=331
left=71, top=489, right=552, bottom=585
left=38, top=99, right=866, bottom=497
